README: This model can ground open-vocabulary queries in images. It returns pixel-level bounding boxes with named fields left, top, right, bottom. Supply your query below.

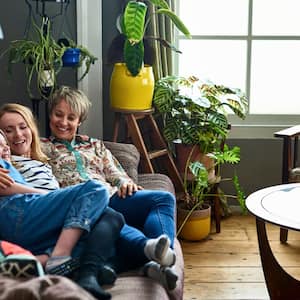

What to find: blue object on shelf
left=62, top=48, right=80, bottom=67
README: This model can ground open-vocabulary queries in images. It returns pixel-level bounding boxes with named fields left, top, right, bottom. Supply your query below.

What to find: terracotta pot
left=110, top=63, right=154, bottom=111
left=177, top=202, right=211, bottom=241
left=174, top=141, right=216, bottom=182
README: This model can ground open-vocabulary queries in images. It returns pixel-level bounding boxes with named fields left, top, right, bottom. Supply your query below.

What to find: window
left=176, top=0, right=300, bottom=138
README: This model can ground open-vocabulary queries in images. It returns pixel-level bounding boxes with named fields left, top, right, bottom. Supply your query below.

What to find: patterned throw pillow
left=0, top=240, right=44, bottom=278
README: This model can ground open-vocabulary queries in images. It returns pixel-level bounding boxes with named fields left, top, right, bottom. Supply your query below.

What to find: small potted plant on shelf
left=1, top=19, right=97, bottom=99
left=153, top=75, right=248, bottom=240
left=109, top=0, right=191, bottom=111
left=58, top=38, right=97, bottom=80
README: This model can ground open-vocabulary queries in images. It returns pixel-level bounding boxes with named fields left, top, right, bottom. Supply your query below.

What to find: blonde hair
left=0, top=129, right=9, bottom=144
left=49, top=86, right=92, bottom=122
left=0, top=103, right=48, bottom=163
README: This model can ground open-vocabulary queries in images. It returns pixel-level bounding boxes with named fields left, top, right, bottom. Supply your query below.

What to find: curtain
left=147, top=0, right=175, bottom=79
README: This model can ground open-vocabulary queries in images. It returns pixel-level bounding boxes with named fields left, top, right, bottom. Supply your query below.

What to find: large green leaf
left=148, top=0, right=169, bottom=9
left=124, top=39, right=144, bottom=76
left=157, top=9, right=191, bottom=38
left=124, top=1, right=147, bottom=43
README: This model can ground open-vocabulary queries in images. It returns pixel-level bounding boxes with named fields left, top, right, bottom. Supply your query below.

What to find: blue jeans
left=0, top=180, right=109, bottom=255
left=109, top=189, right=175, bottom=270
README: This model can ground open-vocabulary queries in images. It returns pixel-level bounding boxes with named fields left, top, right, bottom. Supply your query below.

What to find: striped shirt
left=11, top=156, right=59, bottom=191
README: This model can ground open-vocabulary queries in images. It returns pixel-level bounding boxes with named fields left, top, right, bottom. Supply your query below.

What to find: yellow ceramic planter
left=110, top=63, right=154, bottom=111
left=177, top=204, right=211, bottom=241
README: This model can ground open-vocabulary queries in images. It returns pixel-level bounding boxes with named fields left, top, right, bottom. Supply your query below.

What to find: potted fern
left=109, top=0, right=191, bottom=111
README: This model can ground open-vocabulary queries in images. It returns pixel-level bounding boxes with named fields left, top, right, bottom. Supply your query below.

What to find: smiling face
left=49, top=99, right=81, bottom=141
left=0, top=112, right=32, bottom=157
left=0, top=131, right=11, bottom=161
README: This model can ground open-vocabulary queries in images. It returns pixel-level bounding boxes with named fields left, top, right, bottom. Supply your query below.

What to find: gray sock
left=144, top=234, right=176, bottom=267
left=143, top=261, right=178, bottom=291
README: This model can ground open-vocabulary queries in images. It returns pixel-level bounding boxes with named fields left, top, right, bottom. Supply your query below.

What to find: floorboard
left=181, top=212, right=300, bottom=300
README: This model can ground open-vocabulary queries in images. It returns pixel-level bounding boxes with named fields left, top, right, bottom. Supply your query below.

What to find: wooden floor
left=180, top=212, right=300, bottom=300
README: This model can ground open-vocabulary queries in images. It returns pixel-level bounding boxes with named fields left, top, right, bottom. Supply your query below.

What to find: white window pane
left=250, top=41, right=300, bottom=114
left=178, top=40, right=247, bottom=91
left=179, top=0, right=249, bottom=35
left=253, top=0, right=300, bottom=35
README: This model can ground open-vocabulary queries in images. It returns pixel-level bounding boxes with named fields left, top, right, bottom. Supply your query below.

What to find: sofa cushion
left=0, top=275, right=96, bottom=300
left=105, top=238, right=184, bottom=300
left=104, top=141, right=140, bottom=183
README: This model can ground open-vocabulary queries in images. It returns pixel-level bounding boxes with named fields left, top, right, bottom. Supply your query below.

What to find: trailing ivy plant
left=58, top=38, right=97, bottom=81
left=1, top=20, right=64, bottom=99
left=1, top=19, right=97, bottom=99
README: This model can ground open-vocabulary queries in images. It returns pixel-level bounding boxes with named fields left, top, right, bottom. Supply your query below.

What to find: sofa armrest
left=138, top=173, right=175, bottom=196
left=104, top=141, right=140, bottom=183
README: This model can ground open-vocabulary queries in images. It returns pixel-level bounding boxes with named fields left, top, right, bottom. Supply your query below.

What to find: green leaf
left=156, top=9, right=191, bottom=38
left=213, top=145, right=240, bottom=165
left=124, top=39, right=144, bottom=76
left=145, top=36, right=182, bottom=53
left=233, top=174, right=247, bottom=214
left=124, top=1, right=147, bottom=43
left=148, top=0, right=170, bottom=9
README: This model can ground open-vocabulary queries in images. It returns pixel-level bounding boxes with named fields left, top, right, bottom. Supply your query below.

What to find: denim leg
left=109, top=190, right=175, bottom=247
left=107, top=223, right=149, bottom=272
left=0, top=180, right=109, bottom=255
left=81, top=207, right=125, bottom=263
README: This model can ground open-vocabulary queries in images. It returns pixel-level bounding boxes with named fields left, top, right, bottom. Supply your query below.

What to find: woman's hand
left=0, top=168, right=14, bottom=189
left=118, top=181, right=143, bottom=198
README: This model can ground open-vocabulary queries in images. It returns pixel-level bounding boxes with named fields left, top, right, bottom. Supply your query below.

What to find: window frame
left=175, top=0, right=300, bottom=139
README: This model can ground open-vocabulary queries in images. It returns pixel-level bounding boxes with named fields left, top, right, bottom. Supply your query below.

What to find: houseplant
left=109, top=0, right=190, bottom=111
left=58, top=38, right=97, bottom=80
left=153, top=75, right=248, bottom=240
left=176, top=146, right=246, bottom=241
left=1, top=19, right=97, bottom=99
left=153, top=75, right=248, bottom=154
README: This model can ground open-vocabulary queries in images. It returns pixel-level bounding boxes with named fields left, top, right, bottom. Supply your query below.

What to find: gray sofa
left=103, top=141, right=184, bottom=300
left=0, top=141, right=184, bottom=300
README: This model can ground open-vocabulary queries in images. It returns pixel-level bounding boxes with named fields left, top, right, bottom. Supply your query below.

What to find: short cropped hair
left=49, top=86, right=92, bottom=122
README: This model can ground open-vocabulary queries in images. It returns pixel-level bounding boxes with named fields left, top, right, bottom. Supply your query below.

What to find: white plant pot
left=39, top=69, right=54, bottom=88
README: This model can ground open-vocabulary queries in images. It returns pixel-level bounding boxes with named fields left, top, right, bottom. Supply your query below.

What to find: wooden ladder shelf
left=112, top=109, right=184, bottom=192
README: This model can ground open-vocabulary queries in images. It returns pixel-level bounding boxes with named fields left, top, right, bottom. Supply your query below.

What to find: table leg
left=256, top=217, right=300, bottom=299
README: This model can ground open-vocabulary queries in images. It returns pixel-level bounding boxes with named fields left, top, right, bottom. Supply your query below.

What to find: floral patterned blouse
left=40, top=135, right=133, bottom=196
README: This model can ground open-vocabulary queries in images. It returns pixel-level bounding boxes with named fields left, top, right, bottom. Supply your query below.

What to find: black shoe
left=77, top=273, right=111, bottom=300
left=45, top=257, right=80, bottom=277
left=98, top=265, right=117, bottom=285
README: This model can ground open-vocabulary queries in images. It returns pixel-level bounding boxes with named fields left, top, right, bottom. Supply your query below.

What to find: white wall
left=77, top=0, right=103, bottom=138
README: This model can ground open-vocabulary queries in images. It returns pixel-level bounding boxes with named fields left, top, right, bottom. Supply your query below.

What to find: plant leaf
left=124, top=1, right=147, bottom=43
left=156, top=9, right=191, bottom=38
left=148, top=0, right=169, bottom=9
left=124, top=39, right=144, bottom=76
